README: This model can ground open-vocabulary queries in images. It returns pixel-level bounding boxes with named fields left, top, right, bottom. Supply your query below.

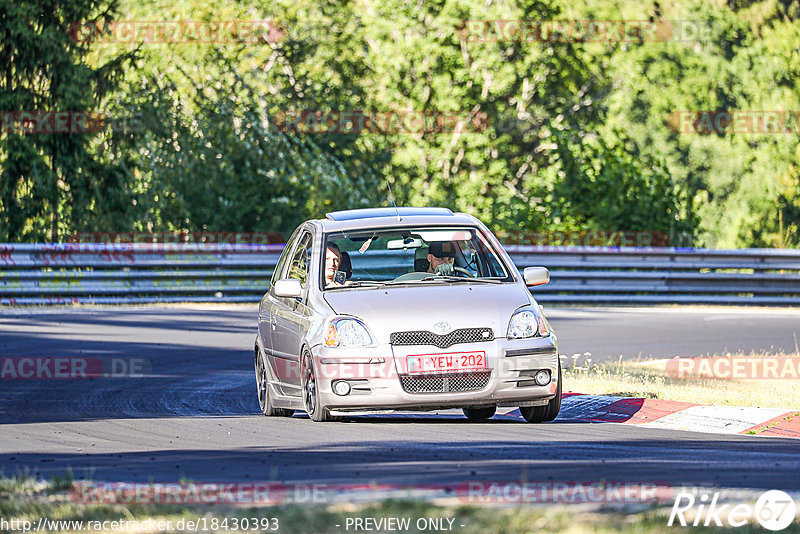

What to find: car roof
left=311, top=207, right=481, bottom=233
left=326, top=207, right=453, bottom=221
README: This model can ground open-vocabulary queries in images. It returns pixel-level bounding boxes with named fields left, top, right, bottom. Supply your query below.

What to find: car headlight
left=325, top=317, right=374, bottom=347
left=507, top=309, right=549, bottom=339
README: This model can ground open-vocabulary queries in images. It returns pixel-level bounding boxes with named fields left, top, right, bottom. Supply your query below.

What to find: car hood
left=323, top=282, right=532, bottom=343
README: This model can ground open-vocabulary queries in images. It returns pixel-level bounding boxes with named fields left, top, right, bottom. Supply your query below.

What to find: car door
left=270, top=228, right=314, bottom=397
left=259, top=229, right=300, bottom=387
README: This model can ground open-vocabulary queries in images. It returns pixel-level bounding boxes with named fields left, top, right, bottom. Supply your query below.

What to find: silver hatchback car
left=255, top=207, right=560, bottom=422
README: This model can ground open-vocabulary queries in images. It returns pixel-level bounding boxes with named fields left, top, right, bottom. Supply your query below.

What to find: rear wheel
left=520, top=361, right=562, bottom=423
left=301, top=350, right=333, bottom=422
left=463, top=406, right=497, bottom=421
left=255, top=346, right=293, bottom=417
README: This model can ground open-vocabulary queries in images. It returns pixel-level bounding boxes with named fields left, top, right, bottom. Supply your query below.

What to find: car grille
left=390, top=328, right=494, bottom=348
left=400, top=371, right=491, bottom=394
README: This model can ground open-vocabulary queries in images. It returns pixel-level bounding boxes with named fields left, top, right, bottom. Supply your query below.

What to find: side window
left=287, top=232, right=312, bottom=286
left=270, top=230, right=301, bottom=287
left=475, top=232, right=508, bottom=278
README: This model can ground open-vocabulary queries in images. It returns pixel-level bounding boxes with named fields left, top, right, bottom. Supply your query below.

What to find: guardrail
left=0, top=243, right=799, bottom=305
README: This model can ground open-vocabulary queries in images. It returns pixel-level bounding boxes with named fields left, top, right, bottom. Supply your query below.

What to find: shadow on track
left=3, top=436, right=800, bottom=491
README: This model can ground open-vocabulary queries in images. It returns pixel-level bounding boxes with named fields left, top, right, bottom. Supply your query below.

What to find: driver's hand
left=434, top=262, right=454, bottom=276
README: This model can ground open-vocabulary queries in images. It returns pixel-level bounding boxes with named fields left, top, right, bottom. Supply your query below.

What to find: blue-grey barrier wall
left=1, top=243, right=799, bottom=305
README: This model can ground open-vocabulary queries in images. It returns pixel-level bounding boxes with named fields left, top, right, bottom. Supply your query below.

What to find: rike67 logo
left=669, top=490, right=796, bottom=531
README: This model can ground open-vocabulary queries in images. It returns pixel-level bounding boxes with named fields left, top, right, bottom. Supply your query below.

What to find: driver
left=427, top=242, right=456, bottom=276
left=324, top=242, right=343, bottom=287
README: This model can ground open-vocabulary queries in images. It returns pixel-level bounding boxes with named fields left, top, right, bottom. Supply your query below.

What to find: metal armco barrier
left=1, top=243, right=799, bottom=305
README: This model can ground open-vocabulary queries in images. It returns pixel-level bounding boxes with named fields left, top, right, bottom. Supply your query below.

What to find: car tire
left=463, top=406, right=497, bottom=421
left=255, top=346, right=293, bottom=417
left=301, top=350, right=333, bottom=422
left=520, top=361, right=562, bottom=423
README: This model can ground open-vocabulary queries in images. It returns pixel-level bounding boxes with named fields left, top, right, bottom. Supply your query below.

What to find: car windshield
left=321, top=226, right=513, bottom=289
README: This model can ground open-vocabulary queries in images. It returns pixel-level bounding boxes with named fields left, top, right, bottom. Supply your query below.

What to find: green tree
left=343, top=0, right=693, bottom=237
left=598, top=0, right=800, bottom=247
left=110, top=0, right=389, bottom=234
left=127, top=66, right=362, bottom=235
left=0, top=0, right=138, bottom=241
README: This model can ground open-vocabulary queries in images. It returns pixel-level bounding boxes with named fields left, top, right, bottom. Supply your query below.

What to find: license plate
left=406, top=351, right=487, bottom=374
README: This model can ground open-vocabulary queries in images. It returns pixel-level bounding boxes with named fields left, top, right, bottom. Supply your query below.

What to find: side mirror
left=273, top=278, right=303, bottom=299
left=523, top=266, right=549, bottom=287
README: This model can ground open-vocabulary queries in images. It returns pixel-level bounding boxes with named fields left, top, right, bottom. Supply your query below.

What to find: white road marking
left=643, top=405, right=790, bottom=434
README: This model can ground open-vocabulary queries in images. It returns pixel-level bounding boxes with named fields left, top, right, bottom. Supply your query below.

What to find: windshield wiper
left=418, top=275, right=502, bottom=284
left=326, top=280, right=385, bottom=289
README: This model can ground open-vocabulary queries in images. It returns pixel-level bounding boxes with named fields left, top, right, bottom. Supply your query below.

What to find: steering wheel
left=453, top=266, right=475, bottom=278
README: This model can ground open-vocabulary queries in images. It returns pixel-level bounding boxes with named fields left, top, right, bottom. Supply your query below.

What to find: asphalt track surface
left=1, top=305, right=800, bottom=492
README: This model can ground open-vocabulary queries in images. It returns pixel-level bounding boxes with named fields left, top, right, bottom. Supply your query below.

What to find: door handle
left=271, top=316, right=277, bottom=329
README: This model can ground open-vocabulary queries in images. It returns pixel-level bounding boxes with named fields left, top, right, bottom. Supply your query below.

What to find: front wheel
left=301, top=351, right=333, bottom=422
left=463, top=406, right=496, bottom=421
left=520, top=361, right=562, bottom=423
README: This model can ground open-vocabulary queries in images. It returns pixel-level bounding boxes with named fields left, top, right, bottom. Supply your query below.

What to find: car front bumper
left=311, top=334, right=559, bottom=411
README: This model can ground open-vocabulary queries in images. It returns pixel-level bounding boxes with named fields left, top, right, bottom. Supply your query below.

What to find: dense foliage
left=1, top=0, right=798, bottom=247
